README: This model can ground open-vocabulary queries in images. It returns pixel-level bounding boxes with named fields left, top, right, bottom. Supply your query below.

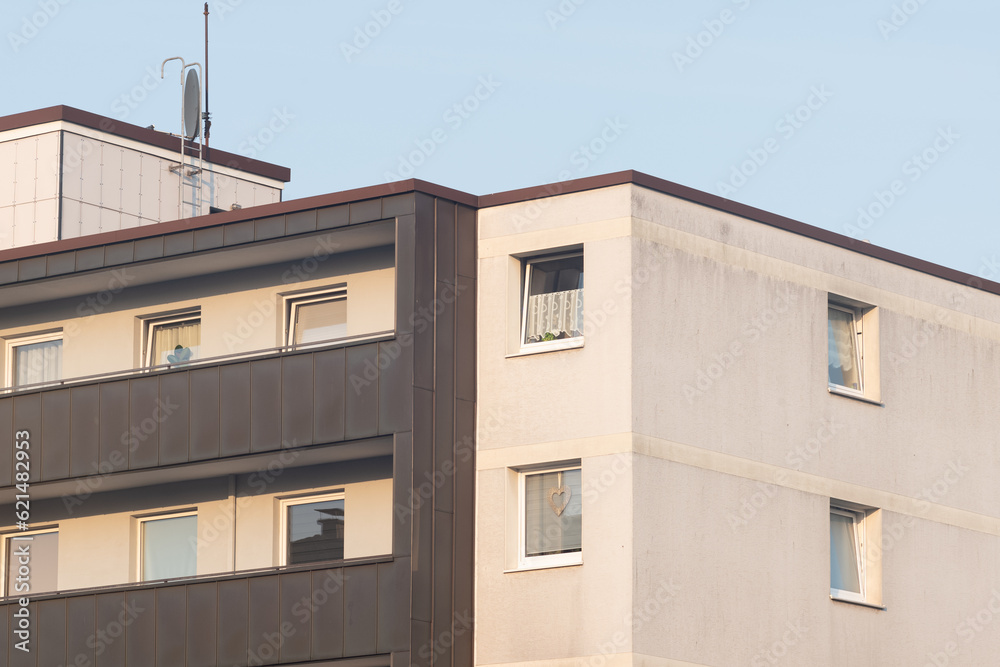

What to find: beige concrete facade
left=476, top=183, right=1000, bottom=665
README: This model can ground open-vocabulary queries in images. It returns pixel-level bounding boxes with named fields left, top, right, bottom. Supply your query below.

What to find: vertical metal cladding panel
left=409, top=619, right=432, bottom=667
left=377, top=558, right=410, bottom=654
left=310, top=568, right=346, bottom=660
left=395, top=215, right=416, bottom=337
left=343, top=564, right=378, bottom=657
left=378, top=338, right=412, bottom=436
left=410, top=388, right=434, bottom=626
left=189, top=366, right=221, bottom=461
left=412, top=199, right=435, bottom=392
left=432, top=512, right=455, bottom=667
left=36, top=598, right=67, bottom=667
left=95, top=592, right=128, bottom=667
left=8, top=602, right=36, bottom=667
left=66, top=596, right=96, bottom=667
left=124, top=588, right=156, bottom=667
left=345, top=344, right=379, bottom=440
left=455, top=275, right=476, bottom=404
left=433, top=283, right=456, bottom=515
left=155, top=586, right=187, bottom=665
left=158, top=371, right=191, bottom=465
left=40, top=390, right=70, bottom=481
left=13, top=394, right=41, bottom=484
left=313, top=348, right=346, bottom=444
left=0, top=398, right=13, bottom=487
left=218, top=579, right=250, bottom=666
left=99, top=382, right=130, bottom=474
left=281, top=353, right=314, bottom=449
left=247, top=575, right=280, bottom=666
left=392, top=432, right=413, bottom=559
left=452, top=398, right=476, bottom=667
left=69, top=385, right=101, bottom=478
left=128, top=376, right=160, bottom=469
left=220, top=363, right=251, bottom=456
left=186, top=582, right=219, bottom=667
left=0, top=600, right=7, bottom=665
left=250, top=358, right=282, bottom=453
left=456, top=206, right=476, bottom=280
left=278, top=571, right=312, bottom=663
left=435, top=200, right=456, bottom=286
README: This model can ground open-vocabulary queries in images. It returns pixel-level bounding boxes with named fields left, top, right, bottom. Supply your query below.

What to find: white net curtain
left=523, top=254, right=584, bottom=344
left=13, top=339, right=62, bottom=387
left=150, top=319, right=200, bottom=365
left=827, top=307, right=860, bottom=390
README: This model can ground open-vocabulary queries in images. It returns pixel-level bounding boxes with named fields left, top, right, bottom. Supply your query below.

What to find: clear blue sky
left=3, top=0, right=997, bottom=276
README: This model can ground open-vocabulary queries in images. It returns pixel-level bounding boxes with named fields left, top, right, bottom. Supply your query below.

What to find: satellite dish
left=183, top=68, right=201, bottom=140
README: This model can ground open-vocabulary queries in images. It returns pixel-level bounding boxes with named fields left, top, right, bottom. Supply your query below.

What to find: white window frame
left=283, top=286, right=348, bottom=348
left=828, top=302, right=864, bottom=396
left=1, top=527, right=58, bottom=597
left=143, top=312, right=201, bottom=368
left=137, top=510, right=198, bottom=582
left=517, top=464, right=583, bottom=570
left=830, top=506, right=866, bottom=603
left=278, top=491, right=346, bottom=566
left=519, top=251, right=585, bottom=353
left=4, top=331, right=63, bottom=388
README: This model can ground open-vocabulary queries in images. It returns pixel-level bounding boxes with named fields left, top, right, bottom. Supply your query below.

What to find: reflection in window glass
left=287, top=499, right=345, bottom=564
left=142, top=515, right=197, bottom=580
left=524, top=468, right=582, bottom=558
left=5, top=531, right=58, bottom=595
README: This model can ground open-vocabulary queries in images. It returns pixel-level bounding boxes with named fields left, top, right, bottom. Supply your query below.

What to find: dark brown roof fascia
left=0, top=179, right=477, bottom=263
left=0, top=105, right=290, bottom=182
left=478, top=169, right=1000, bottom=298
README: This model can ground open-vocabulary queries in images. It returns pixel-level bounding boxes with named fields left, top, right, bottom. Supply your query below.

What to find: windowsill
left=505, top=558, right=583, bottom=574
left=830, top=595, right=886, bottom=611
left=507, top=337, right=584, bottom=358
left=828, top=386, right=883, bottom=406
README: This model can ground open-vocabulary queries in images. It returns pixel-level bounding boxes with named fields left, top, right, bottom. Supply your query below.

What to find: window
left=280, top=493, right=345, bottom=565
left=3, top=529, right=58, bottom=596
left=145, top=314, right=200, bottom=367
left=519, top=465, right=582, bottom=568
left=521, top=253, right=584, bottom=347
left=139, top=513, right=197, bottom=581
left=285, top=287, right=347, bottom=346
left=5, top=332, right=62, bottom=388
left=827, top=297, right=880, bottom=401
left=830, top=506, right=865, bottom=602
left=828, top=304, right=863, bottom=393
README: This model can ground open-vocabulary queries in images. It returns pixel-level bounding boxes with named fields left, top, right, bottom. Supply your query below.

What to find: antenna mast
left=203, top=2, right=211, bottom=151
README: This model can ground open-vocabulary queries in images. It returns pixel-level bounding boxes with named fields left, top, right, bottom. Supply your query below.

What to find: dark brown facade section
left=0, top=560, right=398, bottom=666
left=0, top=190, right=477, bottom=666
left=0, top=341, right=408, bottom=487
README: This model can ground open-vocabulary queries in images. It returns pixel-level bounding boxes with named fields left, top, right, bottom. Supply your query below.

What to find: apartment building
left=474, top=173, right=1000, bottom=665
left=3, top=103, right=1000, bottom=667
left=0, top=107, right=476, bottom=666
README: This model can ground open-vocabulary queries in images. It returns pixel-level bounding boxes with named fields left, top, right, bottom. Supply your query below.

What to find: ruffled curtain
left=827, top=309, right=860, bottom=390
left=524, top=289, right=584, bottom=344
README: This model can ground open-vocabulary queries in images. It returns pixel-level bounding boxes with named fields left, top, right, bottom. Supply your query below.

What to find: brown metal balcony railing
left=0, top=335, right=412, bottom=489
left=0, top=556, right=405, bottom=666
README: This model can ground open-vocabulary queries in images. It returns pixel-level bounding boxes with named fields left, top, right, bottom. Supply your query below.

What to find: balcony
left=0, top=338, right=412, bottom=497
left=0, top=557, right=406, bottom=666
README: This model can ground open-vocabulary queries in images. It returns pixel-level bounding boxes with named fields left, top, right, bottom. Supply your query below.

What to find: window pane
left=525, top=469, right=582, bottom=557
left=151, top=319, right=200, bottom=365
left=287, top=499, right=345, bottom=564
left=143, top=516, right=197, bottom=580
left=524, top=255, right=584, bottom=344
left=6, top=532, right=58, bottom=595
left=13, top=339, right=62, bottom=387
left=828, top=308, right=861, bottom=390
left=830, top=512, right=861, bottom=594
left=293, top=298, right=347, bottom=345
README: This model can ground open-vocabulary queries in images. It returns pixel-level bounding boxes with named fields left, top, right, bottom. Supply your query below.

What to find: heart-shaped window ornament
left=547, top=478, right=571, bottom=517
